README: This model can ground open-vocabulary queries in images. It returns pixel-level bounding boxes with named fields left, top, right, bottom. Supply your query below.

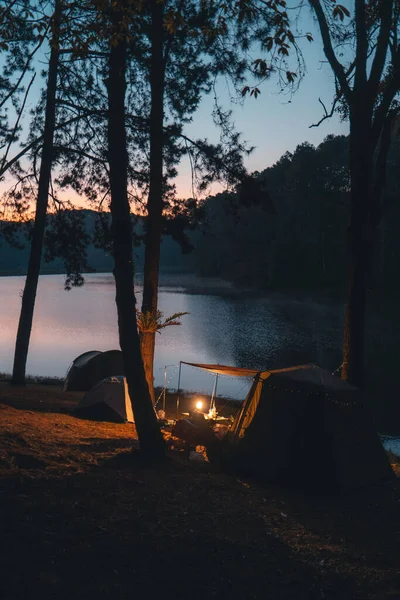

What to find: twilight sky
left=1, top=4, right=350, bottom=209
left=177, top=7, right=350, bottom=197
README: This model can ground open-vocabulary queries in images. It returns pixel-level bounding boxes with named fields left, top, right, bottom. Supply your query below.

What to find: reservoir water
left=0, top=272, right=399, bottom=447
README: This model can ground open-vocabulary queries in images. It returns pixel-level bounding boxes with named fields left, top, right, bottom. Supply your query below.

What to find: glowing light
left=207, top=407, right=217, bottom=420
left=195, top=400, right=203, bottom=410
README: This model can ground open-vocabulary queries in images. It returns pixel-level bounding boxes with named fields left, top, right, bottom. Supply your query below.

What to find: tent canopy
left=180, top=361, right=347, bottom=383
left=181, top=361, right=263, bottom=378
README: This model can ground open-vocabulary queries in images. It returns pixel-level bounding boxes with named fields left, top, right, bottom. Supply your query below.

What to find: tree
left=106, top=0, right=165, bottom=459
left=307, top=0, right=400, bottom=387
left=6, top=0, right=111, bottom=382
left=139, top=0, right=285, bottom=401
left=51, top=0, right=257, bottom=401
left=11, top=0, right=62, bottom=384
left=38, top=0, right=293, bottom=406
left=140, top=0, right=165, bottom=403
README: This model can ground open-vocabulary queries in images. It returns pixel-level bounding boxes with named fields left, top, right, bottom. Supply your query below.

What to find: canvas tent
left=63, top=350, right=125, bottom=392
left=75, top=376, right=134, bottom=423
left=183, top=362, right=394, bottom=489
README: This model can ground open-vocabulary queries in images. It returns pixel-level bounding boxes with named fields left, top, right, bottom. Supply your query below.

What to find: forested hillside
left=192, top=134, right=400, bottom=293
left=2, top=134, right=400, bottom=294
left=0, top=211, right=194, bottom=277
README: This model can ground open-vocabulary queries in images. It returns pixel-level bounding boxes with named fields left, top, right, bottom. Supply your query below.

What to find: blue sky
left=177, top=7, right=350, bottom=196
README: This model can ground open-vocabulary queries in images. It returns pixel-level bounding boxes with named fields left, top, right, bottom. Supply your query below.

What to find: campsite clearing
left=0, top=383, right=399, bottom=600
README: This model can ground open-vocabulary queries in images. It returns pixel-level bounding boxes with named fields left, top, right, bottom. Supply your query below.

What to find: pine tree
left=12, top=0, right=63, bottom=384
left=106, top=0, right=165, bottom=459
left=306, top=0, right=400, bottom=387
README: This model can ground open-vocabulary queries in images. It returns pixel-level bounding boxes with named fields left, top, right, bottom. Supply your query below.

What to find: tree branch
left=0, top=0, right=19, bottom=22
left=53, top=144, right=107, bottom=166
left=0, top=33, right=47, bottom=110
left=371, top=48, right=400, bottom=145
left=369, top=0, right=393, bottom=94
left=309, top=96, right=339, bottom=128
left=163, top=0, right=185, bottom=68
left=0, top=72, right=36, bottom=173
left=354, top=0, right=368, bottom=88
left=308, top=0, right=352, bottom=103
left=0, top=112, right=99, bottom=178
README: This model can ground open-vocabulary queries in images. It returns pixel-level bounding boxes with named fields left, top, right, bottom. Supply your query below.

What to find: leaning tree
left=11, top=0, right=63, bottom=385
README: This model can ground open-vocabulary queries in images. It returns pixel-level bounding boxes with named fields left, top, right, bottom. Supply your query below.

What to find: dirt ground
left=0, top=383, right=399, bottom=600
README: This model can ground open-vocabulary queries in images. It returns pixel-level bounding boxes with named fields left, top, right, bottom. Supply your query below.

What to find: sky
left=1, top=4, right=350, bottom=209
left=177, top=8, right=350, bottom=197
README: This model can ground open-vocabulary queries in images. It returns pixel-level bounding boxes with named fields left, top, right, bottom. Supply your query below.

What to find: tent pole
left=163, top=366, right=167, bottom=413
left=210, top=373, right=218, bottom=413
left=176, top=361, right=182, bottom=419
left=234, top=374, right=260, bottom=438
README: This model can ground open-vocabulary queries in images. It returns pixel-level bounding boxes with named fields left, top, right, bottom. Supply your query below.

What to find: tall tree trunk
left=141, top=0, right=165, bottom=403
left=342, top=236, right=370, bottom=386
left=342, top=108, right=373, bottom=387
left=107, top=1, right=165, bottom=459
left=11, top=0, right=62, bottom=385
left=140, top=331, right=156, bottom=404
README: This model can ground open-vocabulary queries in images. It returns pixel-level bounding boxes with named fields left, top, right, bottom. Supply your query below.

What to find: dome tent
left=75, top=376, right=134, bottom=423
left=63, top=350, right=125, bottom=392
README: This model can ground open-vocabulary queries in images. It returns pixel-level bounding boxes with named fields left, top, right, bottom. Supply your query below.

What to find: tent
left=63, top=350, right=125, bottom=392
left=75, top=376, right=134, bottom=423
left=226, top=364, right=394, bottom=488
left=182, top=362, right=394, bottom=489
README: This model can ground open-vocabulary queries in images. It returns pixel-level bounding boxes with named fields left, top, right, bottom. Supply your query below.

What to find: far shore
left=0, top=269, right=348, bottom=302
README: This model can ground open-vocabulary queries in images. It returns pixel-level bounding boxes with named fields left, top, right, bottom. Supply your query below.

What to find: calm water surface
left=0, top=273, right=399, bottom=449
left=0, top=273, right=344, bottom=395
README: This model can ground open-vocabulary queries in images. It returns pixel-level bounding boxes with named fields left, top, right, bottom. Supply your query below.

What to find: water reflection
left=0, top=273, right=347, bottom=402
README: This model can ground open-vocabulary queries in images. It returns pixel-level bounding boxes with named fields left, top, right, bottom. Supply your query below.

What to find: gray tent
left=224, top=363, right=394, bottom=489
left=63, top=350, right=125, bottom=392
left=75, top=376, right=134, bottom=423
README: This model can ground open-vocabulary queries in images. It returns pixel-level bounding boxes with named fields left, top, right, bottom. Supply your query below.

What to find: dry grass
left=1, top=383, right=400, bottom=600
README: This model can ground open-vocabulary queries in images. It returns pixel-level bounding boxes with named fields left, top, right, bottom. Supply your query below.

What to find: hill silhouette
left=0, top=209, right=194, bottom=277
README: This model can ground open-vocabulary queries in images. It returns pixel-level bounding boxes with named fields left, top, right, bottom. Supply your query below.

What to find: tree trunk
left=11, top=0, right=62, bottom=385
left=141, top=0, right=165, bottom=403
left=342, top=238, right=370, bottom=386
left=107, top=1, right=165, bottom=459
left=342, top=108, right=373, bottom=388
left=140, top=332, right=156, bottom=404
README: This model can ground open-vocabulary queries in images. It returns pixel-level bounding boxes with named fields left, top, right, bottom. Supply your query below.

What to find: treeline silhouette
left=3, top=133, right=400, bottom=296
left=192, top=134, right=400, bottom=294
left=0, top=211, right=193, bottom=276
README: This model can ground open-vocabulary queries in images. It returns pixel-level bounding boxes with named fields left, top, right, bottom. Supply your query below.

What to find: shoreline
left=0, top=270, right=344, bottom=301
left=1, top=379, right=399, bottom=452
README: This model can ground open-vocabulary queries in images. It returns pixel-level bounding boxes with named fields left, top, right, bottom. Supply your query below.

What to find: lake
left=0, top=272, right=345, bottom=391
left=0, top=272, right=399, bottom=446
